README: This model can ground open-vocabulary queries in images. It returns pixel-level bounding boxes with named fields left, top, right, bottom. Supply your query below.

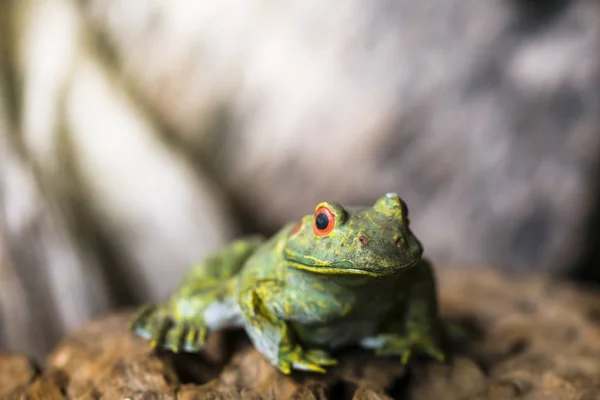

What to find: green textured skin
left=130, top=193, right=446, bottom=374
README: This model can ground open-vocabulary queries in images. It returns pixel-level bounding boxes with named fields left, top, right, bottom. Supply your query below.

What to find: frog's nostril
left=358, top=235, right=368, bottom=247
left=395, top=237, right=404, bottom=247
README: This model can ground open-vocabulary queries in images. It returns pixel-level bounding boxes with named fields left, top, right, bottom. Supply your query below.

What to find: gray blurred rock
left=85, top=0, right=600, bottom=273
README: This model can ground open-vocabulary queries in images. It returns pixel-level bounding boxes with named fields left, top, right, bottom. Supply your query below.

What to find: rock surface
left=3, top=265, right=600, bottom=399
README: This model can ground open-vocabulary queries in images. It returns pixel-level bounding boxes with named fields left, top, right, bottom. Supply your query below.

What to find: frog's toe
left=384, top=346, right=420, bottom=365
left=129, top=303, right=156, bottom=332
left=412, top=333, right=446, bottom=363
left=400, top=348, right=412, bottom=364
left=129, top=304, right=171, bottom=342
left=164, top=322, right=188, bottom=353
left=291, top=360, right=328, bottom=374
left=277, top=346, right=336, bottom=374
left=305, top=349, right=338, bottom=366
left=277, top=360, right=293, bottom=375
left=149, top=315, right=173, bottom=349
left=375, top=337, right=411, bottom=356
left=373, top=337, right=416, bottom=364
left=291, top=349, right=337, bottom=373
left=183, top=325, right=208, bottom=352
left=129, top=304, right=155, bottom=335
left=376, top=343, right=413, bottom=364
left=423, top=343, right=446, bottom=362
left=375, top=335, right=445, bottom=365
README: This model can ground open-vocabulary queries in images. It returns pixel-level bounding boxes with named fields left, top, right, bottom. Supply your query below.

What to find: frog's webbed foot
left=362, top=329, right=446, bottom=365
left=277, top=345, right=338, bottom=374
left=129, top=304, right=208, bottom=353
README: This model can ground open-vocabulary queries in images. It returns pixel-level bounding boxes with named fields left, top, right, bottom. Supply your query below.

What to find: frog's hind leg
left=129, top=236, right=263, bottom=353
left=182, top=235, right=264, bottom=285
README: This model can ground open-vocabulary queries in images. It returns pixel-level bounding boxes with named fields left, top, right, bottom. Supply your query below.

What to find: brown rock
left=0, top=353, right=38, bottom=398
left=46, top=311, right=179, bottom=398
left=4, top=266, right=600, bottom=399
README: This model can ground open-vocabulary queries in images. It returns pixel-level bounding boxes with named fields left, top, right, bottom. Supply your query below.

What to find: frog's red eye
left=313, top=206, right=335, bottom=236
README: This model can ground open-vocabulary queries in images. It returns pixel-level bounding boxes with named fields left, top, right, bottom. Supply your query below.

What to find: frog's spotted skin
left=130, top=193, right=446, bottom=374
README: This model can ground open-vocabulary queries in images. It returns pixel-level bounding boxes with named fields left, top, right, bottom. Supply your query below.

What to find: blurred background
left=0, top=0, right=599, bottom=362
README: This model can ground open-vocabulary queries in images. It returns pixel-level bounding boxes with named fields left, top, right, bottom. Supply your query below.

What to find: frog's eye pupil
left=315, top=213, right=329, bottom=230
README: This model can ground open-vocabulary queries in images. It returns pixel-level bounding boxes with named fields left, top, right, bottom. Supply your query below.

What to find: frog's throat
left=285, top=258, right=420, bottom=277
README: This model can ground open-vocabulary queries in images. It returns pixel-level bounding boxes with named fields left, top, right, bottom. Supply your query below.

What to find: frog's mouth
left=284, top=252, right=420, bottom=277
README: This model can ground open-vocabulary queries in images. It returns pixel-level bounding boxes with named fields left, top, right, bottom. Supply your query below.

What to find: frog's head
left=283, top=193, right=423, bottom=277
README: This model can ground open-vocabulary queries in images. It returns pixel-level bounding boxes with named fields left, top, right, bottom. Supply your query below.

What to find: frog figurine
left=129, top=193, right=446, bottom=374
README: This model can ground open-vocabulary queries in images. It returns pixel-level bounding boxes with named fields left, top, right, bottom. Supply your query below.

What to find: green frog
left=129, top=193, right=446, bottom=374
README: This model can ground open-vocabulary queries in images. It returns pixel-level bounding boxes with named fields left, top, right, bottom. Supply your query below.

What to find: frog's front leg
left=130, top=237, right=261, bottom=352
left=238, top=280, right=337, bottom=374
left=361, top=259, right=446, bottom=364
left=130, top=278, right=243, bottom=353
